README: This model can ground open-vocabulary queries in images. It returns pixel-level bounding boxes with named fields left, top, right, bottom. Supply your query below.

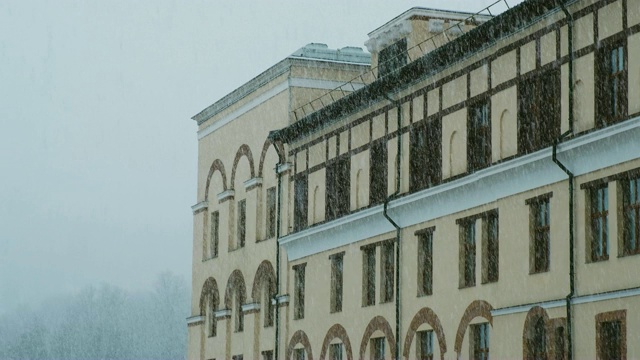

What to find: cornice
left=279, top=116, right=640, bottom=261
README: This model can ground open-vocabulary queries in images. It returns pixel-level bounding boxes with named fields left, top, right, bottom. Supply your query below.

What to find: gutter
left=273, top=144, right=285, bottom=360
left=553, top=1, right=574, bottom=360
left=383, top=93, right=402, bottom=360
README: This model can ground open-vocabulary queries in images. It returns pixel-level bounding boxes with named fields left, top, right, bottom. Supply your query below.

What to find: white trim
left=242, top=303, right=261, bottom=312
left=271, top=294, right=290, bottom=305
left=277, top=162, right=292, bottom=174
left=287, top=56, right=370, bottom=67
left=214, top=309, right=231, bottom=319
left=492, top=287, right=640, bottom=317
left=191, top=201, right=208, bottom=214
left=244, top=177, right=263, bottom=190
left=216, top=189, right=235, bottom=202
left=186, top=315, right=205, bottom=325
left=280, top=116, right=640, bottom=261
left=198, top=81, right=288, bottom=140
left=197, top=77, right=366, bottom=141
left=289, top=77, right=365, bottom=92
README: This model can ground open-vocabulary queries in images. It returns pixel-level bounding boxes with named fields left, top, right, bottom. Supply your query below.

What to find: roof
left=192, top=44, right=371, bottom=125
left=269, top=0, right=562, bottom=144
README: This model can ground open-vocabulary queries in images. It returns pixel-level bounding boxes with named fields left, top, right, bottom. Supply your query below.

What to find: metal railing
left=292, top=0, right=512, bottom=121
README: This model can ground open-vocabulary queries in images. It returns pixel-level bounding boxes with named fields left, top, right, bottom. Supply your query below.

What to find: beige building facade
left=188, top=1, right=640, bottom=359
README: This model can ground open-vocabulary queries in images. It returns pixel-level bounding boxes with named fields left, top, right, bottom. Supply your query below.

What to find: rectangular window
left=597, top=41, right=627, bottom=126
left=590, top=185, right=609, bottom=262
left=554, top=326, right=566, bottom=360
left=417, top=330, right=434, bottom=360
left=622, top=177, right=640, bottom=255
left=326, top=156, right=351, bottom=221
left=380, top=242, right=394, bottom=303
left=210, top=211, right=219, bottom=258
left=529, top=195, right=551, bottom=273
left=370, top=140, right=388, bottom=205
left=596, top=310, right=626, bottom=360
left=293, top=264, right=306, bottom=320
left=363, top=247, right=376, bottom=306
left=471, top=323, right=490, bottom=360
left=237, top=199, right=246, bottom=248
left=518, top=69, right=560, bottom=154
left=370, top=337, right=386, bottom=360
left=294, top=349, right=306, bottom=360
left=294, top=175, right=308, bottom=231
left=483, top=212, right=499, bottom=283
left=207, top=300, right=216, bottom=337
left=234, top=293, right=244, bottom=332
left=378, top=38, right=407, bottom=78
left=468, top=101, right=491, bottom=173
left=262, top=351, right=273, bottom=360
left=330, top=253, right=344, bottom=313
left=417, top=229, right=434, bottom=296
left=460, top=220, right=476, bottom=288
left=329, top=344, right=343, bottom=360
left=410, top=119, right=442, bottom=192
left=232, top=355, right=243, bottom=360
left=266, top=186, right=277, bottom=239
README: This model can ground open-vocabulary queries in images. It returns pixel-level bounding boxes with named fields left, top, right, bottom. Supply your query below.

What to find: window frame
left=380, top=241, right=395, bottom=303
left=596, top=37, right=628, bottom=127
left=621, top=176, right=640, bottom=256
left=209, top=210, right=219, bottom=259
left=527, top=193, right=552, bottom=274
left=459, top=219, right=476, bottom=288
left=293, top=174, right=308, bottom=232
left=517, top=68, right=560, bottom=155
left=330, top=252, right=344, bottom=313
left=362, top=246, right=376, bottom=307
left=417, top=329, right=434, bottom=360
left=467, top=99, right=491, bottom=173
left=470, top=323, right=490, bottom=360
left=265, top=186, right=277, bottom=239
left=369, top=139, right=388, bottom=206
left=370, top=337, right=386, bottom=360
left=409, top=117, right=442, bottom=192
left=237, top=199, right=246, bottom=248
left=326, top=155, right=351, bottom=221
left=595, top=310, right=626, bottom=360
left=589, top=184, right=610, bottom=262
left=293, top=263, right=306, bottom=320
left=416, top=228, right=435, bottom=296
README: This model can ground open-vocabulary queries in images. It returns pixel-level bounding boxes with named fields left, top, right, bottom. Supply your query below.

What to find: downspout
left=273, top=144, right=284, bottom=360
left=554, top=2, right=574, bottom=360
left=383, top=94, right=402, bottom=360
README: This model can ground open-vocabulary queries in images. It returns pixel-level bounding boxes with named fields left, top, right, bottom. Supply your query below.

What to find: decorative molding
left=280, top=116, right=640, bottom=261
left=197, top=77, right=366, bottom=141
left=242, top=302, right=261, bottom=314
left=216, top=189, right=235, bottom=203
left=191, top=201, right=208, bottom=215
left=186, top=315, right=204, bottom=326
left=276, top=162, right=293, bottom=174
left=271, top=294, right=290, bottom=306
left=492, top=287, right=640, bottom=317
left=244, top=177, right=263, bottom=191
left=214, top=309, right=232, bottom=319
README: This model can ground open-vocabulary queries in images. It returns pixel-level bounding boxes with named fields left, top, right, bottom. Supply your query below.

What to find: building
left=187, top=1, right=640, bottom=359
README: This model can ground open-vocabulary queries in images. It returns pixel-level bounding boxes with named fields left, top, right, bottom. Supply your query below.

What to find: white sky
left=0, top=0, right=523, bottom=314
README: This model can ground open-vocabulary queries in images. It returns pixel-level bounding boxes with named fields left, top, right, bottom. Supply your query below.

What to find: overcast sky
left=0, top=0, right=522, bottom=315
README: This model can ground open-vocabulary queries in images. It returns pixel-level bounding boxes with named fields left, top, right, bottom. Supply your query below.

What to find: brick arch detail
left=454, top=300, right=493, bottom=354
left=286, top=330, right=314, bottom=360
left=522, top=306, right=550, bottom=360
left=204, top=159, right=228, bottom=201
left=199, top=277, right=219, bottom=315
left=258, top=139, right=285, bottom=178
left=319, top=324, right=353, bottom=360
left=358, top=316, right=396, bottom=360
left=402, top=307, right=447, bottom=360
left=230, top=144, right=256, bottom=187
left=251, top=260, right=276, bottom=302
left=223, top=269, right=247, bottom=309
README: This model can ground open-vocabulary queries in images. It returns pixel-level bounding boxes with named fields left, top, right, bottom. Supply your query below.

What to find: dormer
left=365, top=7, right=492, bottom=78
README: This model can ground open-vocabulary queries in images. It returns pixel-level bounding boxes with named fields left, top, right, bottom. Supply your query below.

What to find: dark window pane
left=294, top=175, right=308, bottom=231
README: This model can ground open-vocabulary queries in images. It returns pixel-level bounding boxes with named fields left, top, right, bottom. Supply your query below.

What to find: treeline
left=0, top=272, right=189, bottom=360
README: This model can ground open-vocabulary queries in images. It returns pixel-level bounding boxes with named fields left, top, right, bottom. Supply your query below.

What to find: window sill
left=529, top=269, right=549, bottom=275
left=202, top=255, right=218, bottom=262
left=417, top=292, right=432, bottom=298
left=228, top=246, right=246, bottom=253
left=618, top=251, right=640, bottom=258
left=481, top=279, right=498, bottom=284
left=256, top=237, right=274, bottom=244
left=458, top=283, right=476, bottom=290
left=587, top=256, right=609, bottom=263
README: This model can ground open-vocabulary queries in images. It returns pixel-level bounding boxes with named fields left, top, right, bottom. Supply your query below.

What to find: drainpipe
left=273, top=144, right=284, bottom=360
left=383, top=94, right=402, bottom=360
left=554, top=1, right=574, bottom=360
